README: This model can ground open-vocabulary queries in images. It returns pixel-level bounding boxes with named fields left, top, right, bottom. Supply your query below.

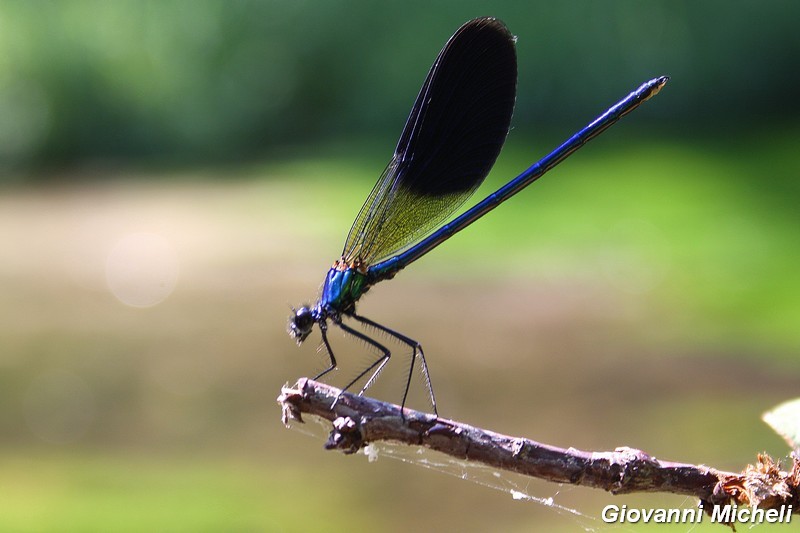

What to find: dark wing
left=342, top=17, right=517, bottom=265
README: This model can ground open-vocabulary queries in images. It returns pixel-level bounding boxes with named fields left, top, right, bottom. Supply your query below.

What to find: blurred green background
left=1, top=1, right=798, bottom=531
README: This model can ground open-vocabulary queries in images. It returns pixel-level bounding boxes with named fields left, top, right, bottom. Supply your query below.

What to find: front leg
left=312, top=319, right=337, bottom=381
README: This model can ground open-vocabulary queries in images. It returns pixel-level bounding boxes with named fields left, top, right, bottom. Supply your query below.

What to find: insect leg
left=333, top=321, right=391, bottom=407
left=351, top=312, right=437, bottom=417
left=312, top=320, right=337, bottom=381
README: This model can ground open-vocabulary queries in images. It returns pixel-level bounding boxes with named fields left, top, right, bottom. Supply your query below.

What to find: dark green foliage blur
left=1, top=0, right=798, bottom=173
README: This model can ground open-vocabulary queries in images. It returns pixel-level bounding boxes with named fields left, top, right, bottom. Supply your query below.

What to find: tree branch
left=278, top=378, right=799, bottom=518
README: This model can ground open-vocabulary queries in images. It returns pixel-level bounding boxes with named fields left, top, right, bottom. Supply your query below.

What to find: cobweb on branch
left=286, top=416, right=602, bottom=531
left=362, top=441, right=603, bottom=532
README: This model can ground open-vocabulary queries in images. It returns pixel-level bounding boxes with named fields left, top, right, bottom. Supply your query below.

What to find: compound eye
left=289, top=306, right=314, bottom=341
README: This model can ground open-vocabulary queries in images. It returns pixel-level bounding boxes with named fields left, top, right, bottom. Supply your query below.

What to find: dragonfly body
left=288, top=17, right=667, bottom=416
